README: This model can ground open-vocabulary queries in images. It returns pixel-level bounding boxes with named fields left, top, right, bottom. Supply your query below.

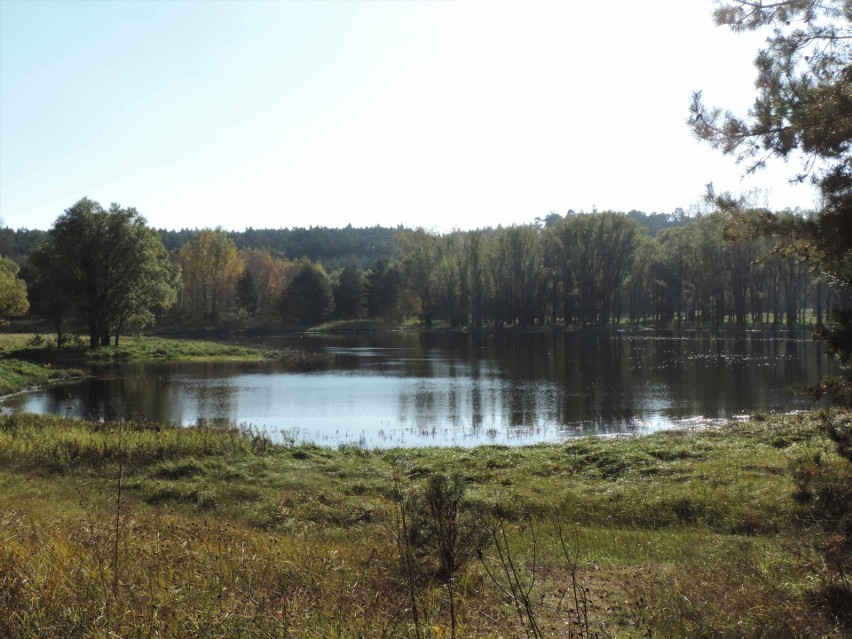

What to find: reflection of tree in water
left=470, top=378, right=483, bottom=430
left=86, top=377, right=121, bottom=421
left=412, top=382, right=436, bottom=433
left=180, top=366, right=238, bottom=425
left=2, top=331, right=838, bottom=445
left=128, top=372, right=175, bottom=421
left=36, top=374, right=124, bottom=422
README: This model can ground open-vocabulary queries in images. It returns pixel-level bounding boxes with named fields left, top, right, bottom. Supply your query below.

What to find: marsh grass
left=0, top=410, right=848, bottom=637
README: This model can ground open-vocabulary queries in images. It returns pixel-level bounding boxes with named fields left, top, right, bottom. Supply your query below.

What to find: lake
left=0, top=331, right=836, bottom=447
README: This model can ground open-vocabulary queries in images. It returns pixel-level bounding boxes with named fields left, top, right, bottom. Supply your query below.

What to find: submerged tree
left=29, top=198, right=179, bottom=347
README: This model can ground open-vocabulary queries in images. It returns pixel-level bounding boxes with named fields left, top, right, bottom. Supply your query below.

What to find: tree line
left=347, top=211, right=837, bottom=330
left=0, top=198, right=844, bottom=347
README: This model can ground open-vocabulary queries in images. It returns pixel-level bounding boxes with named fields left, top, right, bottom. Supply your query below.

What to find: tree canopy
left=30, top=198, right=180, bottom=347
left=179, top=228, right=243, bottom=322
left=280, top=262, right=334, bottom=325
left=0, top=255, right=29, bottom=320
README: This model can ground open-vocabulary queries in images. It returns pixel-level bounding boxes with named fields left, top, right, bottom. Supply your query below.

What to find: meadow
left=1, top=408, right=849, bottom=638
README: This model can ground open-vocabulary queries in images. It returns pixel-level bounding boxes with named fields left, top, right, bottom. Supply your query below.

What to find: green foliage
left=6, top=210, right=833, bottom=331
left=158, top=225, right=398, bottom=269
left=29, top=198, right=180, bottom=348
left=691, top=5, right=852, bottom=616
left=331, top=264, right=365, bottom=319
left=0, top=359, right=82, bottom=395
left=555, top=213, right=642, bottom=326
left=279, top=262, right=334, bottom=325
left=405, top=472, right=486, bottom=583
left=0, top=256, right=28, bottom=320
left=0, top=227, right=47, bottom=266
left=364, top=258, right=402, bottom=320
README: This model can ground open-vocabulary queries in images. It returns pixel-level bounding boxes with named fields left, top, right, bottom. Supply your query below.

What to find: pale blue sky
left=0, top=0, right=820, bottom=232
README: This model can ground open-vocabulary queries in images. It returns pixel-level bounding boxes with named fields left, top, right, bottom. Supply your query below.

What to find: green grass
left=0, top=410, right=849, bottom=637
left=0, top=358, right=83, bottom=395
left=307, top=319, right=397, bottom=332
left=0, top=333, right=267, bottom=395
left=0, top=332, right=34, bottom=351
left=83, top=335, right=266, bottom=362
left=4, top=333, right=267, bottom=363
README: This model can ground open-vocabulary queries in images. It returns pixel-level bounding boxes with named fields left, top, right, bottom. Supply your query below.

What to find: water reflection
left=0, top=331, right=835, bottom=447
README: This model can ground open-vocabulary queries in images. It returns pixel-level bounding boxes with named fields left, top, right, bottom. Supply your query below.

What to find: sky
left=0, top=0, right=823, bottom=233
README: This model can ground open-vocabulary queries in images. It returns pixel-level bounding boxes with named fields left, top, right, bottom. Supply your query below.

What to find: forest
left=0, top=205, right=841, bottom=344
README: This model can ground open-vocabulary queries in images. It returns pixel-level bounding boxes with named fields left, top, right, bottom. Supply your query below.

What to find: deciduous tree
left=29, top=198, right=179, bottom=347
left=0, top=255, right=29, bottom=320
left=179, top=229, right=244, bottom=322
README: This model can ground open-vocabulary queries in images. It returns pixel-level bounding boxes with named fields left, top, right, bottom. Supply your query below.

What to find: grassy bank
left=308, top=319, right=398, bottom=332
left=0, top=333, right=268, bottom=395
left=0, top=358, right=83, bottom=396
left=5, top=333, right=266, bottom=363
left=1, top=410, right=849, bottom=637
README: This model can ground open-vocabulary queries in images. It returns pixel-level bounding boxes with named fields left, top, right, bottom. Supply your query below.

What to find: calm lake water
left=0, top=331, right=836, bottom=447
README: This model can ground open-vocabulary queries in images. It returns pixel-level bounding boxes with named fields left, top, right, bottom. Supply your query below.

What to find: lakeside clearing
left=1, top=409, right=848, bottom=637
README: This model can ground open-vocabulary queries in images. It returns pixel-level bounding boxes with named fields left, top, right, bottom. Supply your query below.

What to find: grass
left=0, top=409, right=849, bottom=637
left=0, top=358, right=83, bottom=396
left=4, top=333, right=266, bottom=363
left=0, top=333, right=269, bottom=395
left=83, top=335, right=267, bottom=362
left=0, top=332, right=34, bottom=351
left=308, top=319, right=398, bottom=332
